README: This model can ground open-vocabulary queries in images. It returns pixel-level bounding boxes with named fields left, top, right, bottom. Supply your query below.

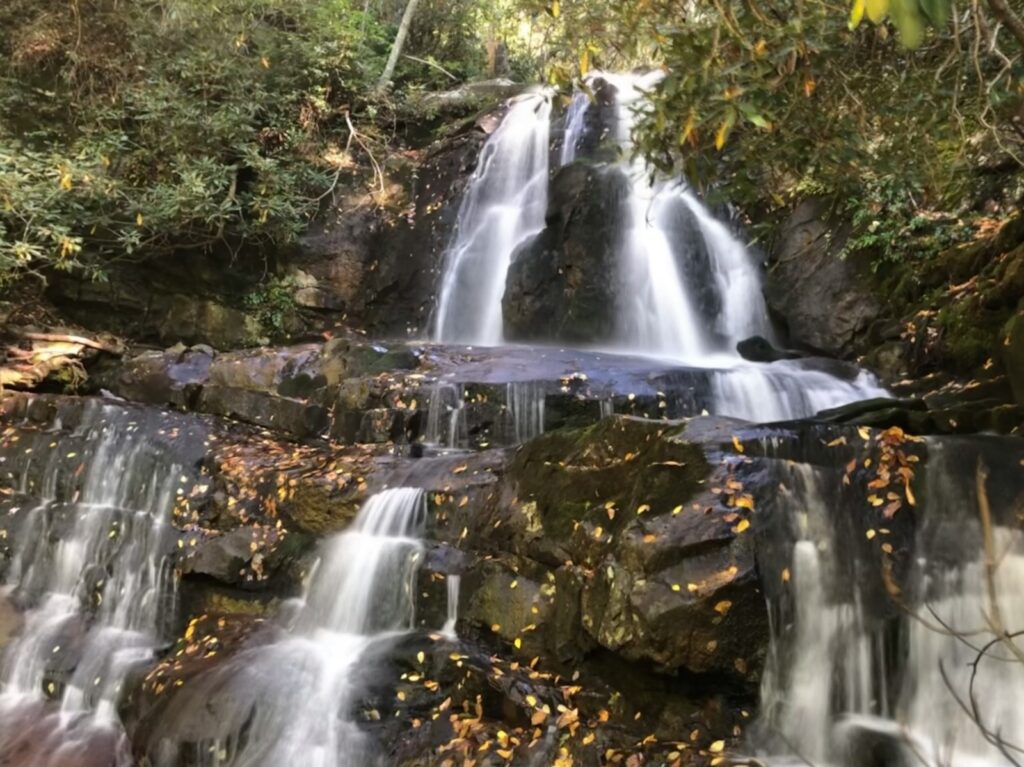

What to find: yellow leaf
left=680, top=112, right=696, bottom=146
left=260, top=56, right=271, bottom=69
left=849, top=0, right=867, bottom=27
left=550, top=0, right=560, bottom=17
left=709, top=740, right=725, bottom=753
left=735, top=495, right=755, bottom=510
left=733, top=519, right=750, bottom=533
left=59, top=172, right=73, bottom=191
left=714, top=119, right=732, bottom=151
left=714, top=600, right=733, bottom=615
left=636, top=504, right=650, bottom=515
left=136, top=212, right=144, bottom=226
left=781, top=567, right=790, bottom=582
left=579, top=48, right=590, bottom=76
left=905, top=481, right=916, bottom=506
left=732, top=436, right=745, bottom=453
left=866, top=0, right=888, bottom=22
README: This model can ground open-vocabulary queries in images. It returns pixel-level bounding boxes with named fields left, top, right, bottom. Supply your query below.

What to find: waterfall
left=559, top=90, right=590, bottom=165
left=150, top=487, right=426, bottom=767
left=441, top=574, right=460, bottom=639
left=423, top=382, right=467, bottom=449
left=506, top=381, right=546, bottom=442
left=433, top=91, right=553, bottom=345
left=754, top=444, right=1024, bottom=766
left=430, top=73, right=885, bottom=423
left=0, top=399, right=187, bottom=766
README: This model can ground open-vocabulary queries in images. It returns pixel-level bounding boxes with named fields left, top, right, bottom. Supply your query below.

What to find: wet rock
left=736, top=335, right=801, bottom=363
left=503, top=162, right=629, bottom=344
left=430, top=416, right=769, bottom=676
left=766, top=197, right=883, bottom=357
left=0, top=593, right=22, bottom=651
left=91, top=346, right=213, bottom=408
left=197, top=385, right=328, bottom=439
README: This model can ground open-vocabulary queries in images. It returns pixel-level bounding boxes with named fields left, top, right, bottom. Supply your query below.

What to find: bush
left=0, top=0, right=389, bottom=285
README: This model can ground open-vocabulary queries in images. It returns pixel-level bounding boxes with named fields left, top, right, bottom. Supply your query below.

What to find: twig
left=403, top=54, right=459, bottom=81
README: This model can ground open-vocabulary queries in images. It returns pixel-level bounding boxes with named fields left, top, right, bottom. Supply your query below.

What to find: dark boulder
left=736, top=335, right=802, bottom=363
left=503, top=162, right=629, bottom=343
left=765, top=197, right=883, bottom=357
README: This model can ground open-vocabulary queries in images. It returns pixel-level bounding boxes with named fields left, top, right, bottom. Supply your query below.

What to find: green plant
left=244, top=275, right=298, bottom=337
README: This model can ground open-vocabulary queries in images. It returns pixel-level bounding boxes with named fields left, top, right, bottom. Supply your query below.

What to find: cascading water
left=424, top=382, right=467, bottom=449
left=0, top=399, right=189, bottom=766
left=433, top=91, right=553, bottom=345
left=148, top=487, right=426, bottom=767
left=559, top=89, right=590, bottom=166
left=506, top=381, right=546, bottom=442
left=754, top=441, right=1024, bottom=766
left=430, top=72, right=887, bottom=422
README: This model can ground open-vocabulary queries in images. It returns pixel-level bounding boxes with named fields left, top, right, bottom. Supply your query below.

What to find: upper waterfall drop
left=433, top=91, right=553, bottom=345
left=429, top=72, right=888, bottom=421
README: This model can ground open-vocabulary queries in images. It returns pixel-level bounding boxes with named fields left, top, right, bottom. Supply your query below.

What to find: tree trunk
left=376, top=0, right=422, bottom=91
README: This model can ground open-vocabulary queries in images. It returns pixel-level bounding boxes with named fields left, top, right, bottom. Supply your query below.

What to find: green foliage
left=839, top=176, right=974, bottom=269
left=244, top=275, right=298, bottom=337
left=0, top=0, right=390, bottom=285
left=531, top=0, right=1023, bottom=262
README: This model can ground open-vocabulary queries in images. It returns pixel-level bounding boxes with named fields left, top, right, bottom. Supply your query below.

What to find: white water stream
left=151, top=487, right=426, bottom=767
left=434, top=91, right=553, bottom=345
left=757, top=450, right=1024, bottom=766
left=0, top=400, right=184, bottom=766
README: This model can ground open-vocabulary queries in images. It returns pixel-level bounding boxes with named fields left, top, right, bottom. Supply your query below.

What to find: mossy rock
left=1003, top=309, right=1024, bottom=407
left=505, top=416, right=710, bottom=560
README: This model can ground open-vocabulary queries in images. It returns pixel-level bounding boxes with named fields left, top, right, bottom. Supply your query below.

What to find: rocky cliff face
left=764, top=198, right=884, bottom=358
left=3, top=385, right=1018, bottom=767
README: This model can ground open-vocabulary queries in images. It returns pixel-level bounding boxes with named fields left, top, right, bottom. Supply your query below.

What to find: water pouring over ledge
left=433, top=89, right=553, bottom=346
left=147, top=487, right=427, bottom=767
left=0, top=400, right=189, bottom=767
left=429, top=71, right=887, bottom=421
left=751, top=442, right=1024, bottom=767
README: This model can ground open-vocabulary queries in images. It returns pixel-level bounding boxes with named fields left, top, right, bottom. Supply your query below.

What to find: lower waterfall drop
left=149, top=487, right=426, bottom=767
left=0, top=399, right=189, bottom=766
left=753, top=442, right=1024, bottom=767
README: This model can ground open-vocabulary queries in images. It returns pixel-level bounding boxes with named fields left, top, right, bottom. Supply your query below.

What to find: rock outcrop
left=503, top=162, right=629, bottom=343
left=765, top=197, right=883, bottom=357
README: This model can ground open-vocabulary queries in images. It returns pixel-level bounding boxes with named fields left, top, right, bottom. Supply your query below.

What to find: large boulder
left=766, top=197, right=883, bottom=357
left=503, top=162, right=629, bottom=343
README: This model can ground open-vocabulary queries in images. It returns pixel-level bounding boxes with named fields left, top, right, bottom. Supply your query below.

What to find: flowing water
left=754, top=443, right=1024, bottom=766
left=430, top=71, right=886, bottom=422
left=149, top=487, right=426, bottom=767
left=433, top=91, right=553, bottom=345
left=506, top=381, right=546, bottom=442
left=559, top=90, right=590, bottom=166
left=0, top=399, right=190, bottom=766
